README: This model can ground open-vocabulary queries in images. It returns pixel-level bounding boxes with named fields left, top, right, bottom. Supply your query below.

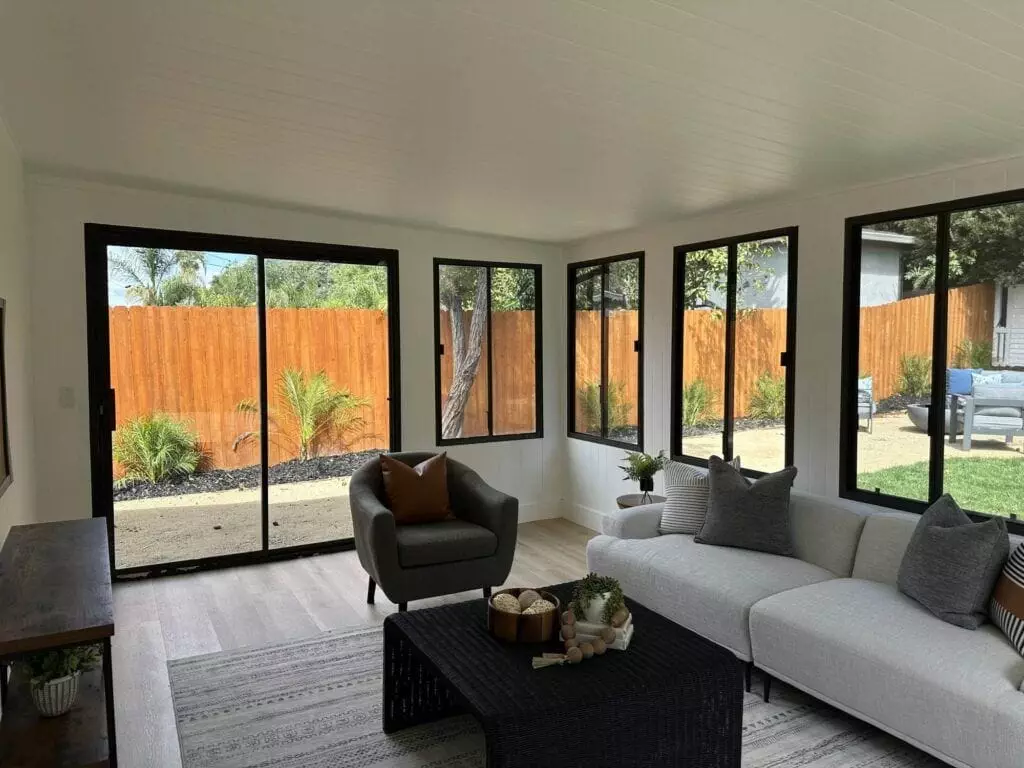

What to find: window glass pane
left=438, top=265, right=489, bottom=439
left=265, top=259, right=390, bottom=549
left=605, top=258, right=641, bottom=446
left=679, top=247, right=727, bottom=461
left=944, top=204, right=1024, bottom=520
left=491, top=267, right=537, bottom=435
left=573, top=266, right=603, bottom=437
left=733, top=237, right=788, bottom=472
left=854, top=216, right=936, bottom=501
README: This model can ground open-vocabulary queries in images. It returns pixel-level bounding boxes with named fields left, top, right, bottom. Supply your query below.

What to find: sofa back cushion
left=853, top=510, right=1023, bottom=586
left=788, top=491, right=868, bottom=576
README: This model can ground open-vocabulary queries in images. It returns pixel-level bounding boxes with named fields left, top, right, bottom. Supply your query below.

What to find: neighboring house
left=996, top=283, right=1024, bottom=366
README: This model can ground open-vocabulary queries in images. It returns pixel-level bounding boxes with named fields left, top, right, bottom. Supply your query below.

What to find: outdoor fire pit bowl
left=907, top=403, right=958, bottom=434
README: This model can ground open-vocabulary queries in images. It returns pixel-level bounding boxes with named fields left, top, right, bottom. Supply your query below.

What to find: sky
left=106, top=247, right=251, bottom=306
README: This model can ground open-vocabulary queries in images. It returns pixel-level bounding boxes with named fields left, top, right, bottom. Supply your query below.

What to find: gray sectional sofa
left=588, top=491, right=1024, bottom=768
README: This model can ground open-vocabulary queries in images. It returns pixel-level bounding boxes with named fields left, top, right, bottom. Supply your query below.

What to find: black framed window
left=841, top=192, right=1024, bottom=531
left=567, top=252, right=644, bottom=449
left=671, top=228, right=797, bottom=474
left=433, top=259, right=542, bottom=445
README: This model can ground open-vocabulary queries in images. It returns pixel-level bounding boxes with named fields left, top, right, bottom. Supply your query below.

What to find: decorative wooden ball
left=561, top=624, right=576, bottom=640
left=580, top=642, right=594, bottom=659
left=566, top=646, right=583, bottom=664
left=564, top=637, right=579, bottom=649
left=562, top=610, right=575, bottom=626
left=610, top=607, right=629, bottom=628
left=518, top=589, right=541, bottom=610
left=601, top=627, right=616, bottom=644
left=492, top=593, right=522, bottom=614
left=591, top=637, right=607, bottom=655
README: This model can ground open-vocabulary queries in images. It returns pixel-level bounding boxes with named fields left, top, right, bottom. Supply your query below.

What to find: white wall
left=24, top=173, right=565, bottom=525
left=0, top=121, right=34, bottom=542
left=563, top=155, right=1024, bottom=527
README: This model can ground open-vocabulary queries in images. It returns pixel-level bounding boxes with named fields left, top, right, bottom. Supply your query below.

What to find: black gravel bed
left=684, top=417, right=785, bottom=437
left=113, top=449, right=384, bottom=503
left=877, top=393, right=926, bottom=415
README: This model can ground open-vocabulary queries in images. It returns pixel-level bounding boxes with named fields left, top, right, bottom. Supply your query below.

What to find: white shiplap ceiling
left=3, top=0, right=1024, bottom=242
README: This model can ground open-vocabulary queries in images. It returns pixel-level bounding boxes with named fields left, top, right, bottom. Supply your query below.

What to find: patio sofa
left=588, top=491, right=1024, bottom=768
left=947, top=368, right=1024, bottom=450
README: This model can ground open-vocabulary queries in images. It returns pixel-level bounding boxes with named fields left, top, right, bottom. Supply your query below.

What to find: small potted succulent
left=619, top=449, right=667, bottom=504
left=570, top=573, right=628, bottom=627
left=24, top=645, right=100, bottom=717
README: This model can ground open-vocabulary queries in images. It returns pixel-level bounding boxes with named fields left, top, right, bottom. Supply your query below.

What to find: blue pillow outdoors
left=946, top=368, right=975, bottom=395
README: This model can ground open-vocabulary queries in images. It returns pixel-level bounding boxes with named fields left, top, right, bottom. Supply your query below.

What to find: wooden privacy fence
left=110, top=306, right=538, bottom=472
left=858, top=282, right=995, bottom=401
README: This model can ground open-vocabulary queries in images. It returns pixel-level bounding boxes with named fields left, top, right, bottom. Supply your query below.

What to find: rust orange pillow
left=380, top=453, right=451, bottom=524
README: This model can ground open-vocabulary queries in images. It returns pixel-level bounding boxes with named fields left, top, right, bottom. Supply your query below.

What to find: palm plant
left=235, top=369, right=370, bottom=460
left=113, top=413, right=203, bottom=485
left=109, top=247, right=205, bottom=306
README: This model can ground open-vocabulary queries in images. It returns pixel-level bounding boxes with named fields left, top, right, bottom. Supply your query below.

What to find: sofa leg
left=367, top=577, right=376, bottom=605
left=483, top=586, right=492, bottom=599
left=763, top=673, right=772, bottom=703
left=398, top=602, right=408, bottom=613
left=744, top=662, right=752, bottom=694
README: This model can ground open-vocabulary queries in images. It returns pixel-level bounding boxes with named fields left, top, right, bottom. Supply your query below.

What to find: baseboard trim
left=562, top=503, right=604, bottom=533
left=518, top=501, right=561, bottom=524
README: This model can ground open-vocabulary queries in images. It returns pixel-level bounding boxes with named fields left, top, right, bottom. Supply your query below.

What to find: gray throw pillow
left=694, top=457, right=798, bottom=556
left=897, top=495, right=1009, bottom=629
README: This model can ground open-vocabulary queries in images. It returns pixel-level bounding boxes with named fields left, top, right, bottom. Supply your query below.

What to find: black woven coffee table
left=382, top=581, right=742, bottom=767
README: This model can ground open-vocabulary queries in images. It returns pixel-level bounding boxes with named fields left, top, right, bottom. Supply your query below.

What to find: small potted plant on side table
left=619, top=450, right=667, bottom=505
left=23, top=645, right=100, bottom=717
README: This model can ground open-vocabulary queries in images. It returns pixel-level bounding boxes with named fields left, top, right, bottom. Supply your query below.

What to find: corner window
left=567, top=252, right=644, bottom=449
left=671, top=229, right=797, bottom=474
left=842, top=197, right=1024, bottom=528
left=434, top=260, right=542, bottom=444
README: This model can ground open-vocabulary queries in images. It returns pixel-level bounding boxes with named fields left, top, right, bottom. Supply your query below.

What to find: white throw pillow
left=659, top=457, right=741, bottom=535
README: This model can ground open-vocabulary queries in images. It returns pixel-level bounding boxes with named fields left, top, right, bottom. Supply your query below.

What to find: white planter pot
left=583, top=592, right=611, bottom=624
left=31, top=671, right=81, bottom=717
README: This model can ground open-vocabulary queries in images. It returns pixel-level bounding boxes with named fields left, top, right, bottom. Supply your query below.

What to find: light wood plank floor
left=111, top=518, right=595, bottom=768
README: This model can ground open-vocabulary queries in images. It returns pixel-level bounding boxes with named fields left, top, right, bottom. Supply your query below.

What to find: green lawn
left=858, top=457, right=1024, bottom=520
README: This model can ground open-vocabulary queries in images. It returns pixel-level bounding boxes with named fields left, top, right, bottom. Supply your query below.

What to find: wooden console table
left=0, top=518, right=117, bottom=767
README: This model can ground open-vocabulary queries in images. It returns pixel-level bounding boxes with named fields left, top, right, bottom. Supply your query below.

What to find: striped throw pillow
left=659, top=457, right=740, bottom=535
left=991, top=544, right=1024, bottom=658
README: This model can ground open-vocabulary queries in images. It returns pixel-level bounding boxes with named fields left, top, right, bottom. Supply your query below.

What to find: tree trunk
left=441, top=277, right=488, bottom=438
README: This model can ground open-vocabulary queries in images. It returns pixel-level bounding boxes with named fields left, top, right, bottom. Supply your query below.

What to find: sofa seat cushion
left=586, top=533, right=835, bottom=660
left=750, top=578, right=1024, bottom=768
left=396, top=520, right=497, bottom=568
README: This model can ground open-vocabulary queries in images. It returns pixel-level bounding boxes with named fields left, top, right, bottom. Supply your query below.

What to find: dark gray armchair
left=350, top=452, right=518, bottom=611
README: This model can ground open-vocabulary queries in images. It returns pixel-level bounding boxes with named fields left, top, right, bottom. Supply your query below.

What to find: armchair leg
left=483, top=587, right=492, bottom=599
left=398, top=602, right=408, bottom=613
left=744, top=661, right=752, bottom=694
left=763, top=673, right=772, bottom=703
left=367, top=577, right=376, bottom=605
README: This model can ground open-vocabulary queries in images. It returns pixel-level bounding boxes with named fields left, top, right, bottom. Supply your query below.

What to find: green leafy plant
left=570, top=573, right=627, bottom=625
left=236, top=368, right=370, bottom=460
left=952, top=339, right=993, bottom=370
left=113, top=413, right=203, bottom=485
left=682, top=379, right=717, bottom=427
left=619, top=450, right=667, bottom=483
left=24, top=646, right=100, bottom=689
left=576, top=380, right=630, bottom=434
left=748, top=372, right=786, bottom=421
left=897, top=354, right=932, bottom=397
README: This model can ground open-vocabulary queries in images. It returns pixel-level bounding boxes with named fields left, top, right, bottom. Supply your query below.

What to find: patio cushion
left=395, top=520, right=497, bottom=567
left=947, top=368, right=975, bottom=395
left=973, top=384, right=1024, bottom=418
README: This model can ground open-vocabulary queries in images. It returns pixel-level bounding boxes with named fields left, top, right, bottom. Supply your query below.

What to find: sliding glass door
left=85, top=226, right=400, bottom=576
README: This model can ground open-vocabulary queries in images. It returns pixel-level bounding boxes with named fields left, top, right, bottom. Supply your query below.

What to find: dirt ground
left=113, top=477, right=353, bottom=569
left=684, top=411, right=1022, bottom=472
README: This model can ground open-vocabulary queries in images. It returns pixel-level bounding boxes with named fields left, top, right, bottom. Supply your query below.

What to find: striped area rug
left=168, top=627, right=943, bottom=768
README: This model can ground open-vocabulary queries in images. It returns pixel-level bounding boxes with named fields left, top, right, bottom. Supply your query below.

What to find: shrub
left=577, top=380, right=631, bottom=433
left=897, top=354, right=932, bottom=397
left=748, top=372, right=786, bottom=421
left=952, top=338, right=993, bottom=370
left=682, top=379, right=717, bottom=427
left=113, top=413, right=203, bottom=485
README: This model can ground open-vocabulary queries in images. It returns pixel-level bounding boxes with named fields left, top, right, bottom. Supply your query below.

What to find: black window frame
left=670, top=227, right=798, bottom=476
left=566, top=251, right=645, bottom=451
left=432, top=258, right=544, bottom=446
left=840, top=188, right=1024, bottom=535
